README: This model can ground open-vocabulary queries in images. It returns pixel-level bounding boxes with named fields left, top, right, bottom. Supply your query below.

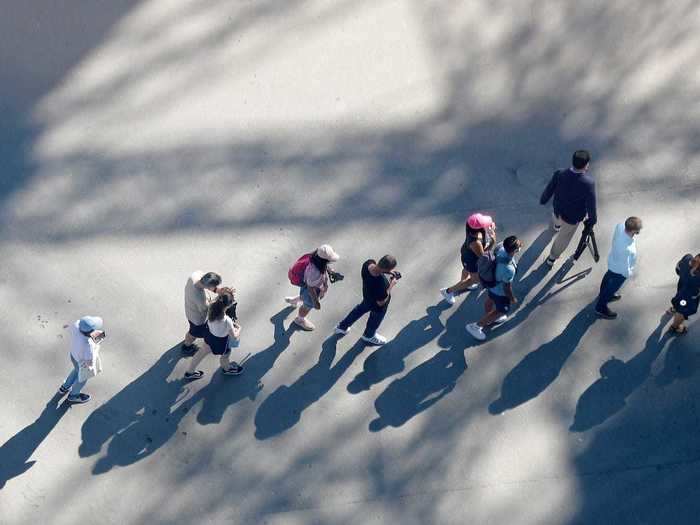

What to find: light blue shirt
left=607, top=223, right=637, bottom=278
left=491, top=247, right=517, bottom=296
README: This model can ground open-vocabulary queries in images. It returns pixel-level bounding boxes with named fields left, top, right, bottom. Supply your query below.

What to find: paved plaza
left=1, top=1, right=700, bottom=523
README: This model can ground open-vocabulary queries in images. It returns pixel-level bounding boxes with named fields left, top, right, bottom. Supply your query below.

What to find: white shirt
left=70, top=321, right=99, bottom=364
left=607, top=223, right=637, bottom=278
left=207, top=315, right=235, bottom=338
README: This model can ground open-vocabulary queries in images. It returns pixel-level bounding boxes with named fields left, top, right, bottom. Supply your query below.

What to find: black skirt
left=204, top=332, right=230, bottom=355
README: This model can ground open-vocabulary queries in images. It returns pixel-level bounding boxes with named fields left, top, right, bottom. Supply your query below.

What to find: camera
left=328, top=270, right=345, bottom=284
left=391, top=271, right=402, bottom=280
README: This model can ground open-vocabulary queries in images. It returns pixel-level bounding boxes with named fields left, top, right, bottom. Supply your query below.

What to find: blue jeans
left=338, top=300, right=387, bottom=338
left=596, top=270, right=626, bottom=311
left=62, top=355, right=87, bottom=397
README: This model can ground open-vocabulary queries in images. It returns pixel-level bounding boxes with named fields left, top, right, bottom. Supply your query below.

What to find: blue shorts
left=188, top=321, right=209, bottom=338
left=300, top=285, right=315, bottom=308
left=487, top=290, right=511, bottom=314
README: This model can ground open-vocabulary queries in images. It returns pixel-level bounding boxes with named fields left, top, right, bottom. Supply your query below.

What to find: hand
left=314, top=300, right=321, bottom=310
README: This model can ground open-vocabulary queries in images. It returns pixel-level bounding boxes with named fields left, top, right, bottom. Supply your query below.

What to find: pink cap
left=467, top=213, right=493, bottom=230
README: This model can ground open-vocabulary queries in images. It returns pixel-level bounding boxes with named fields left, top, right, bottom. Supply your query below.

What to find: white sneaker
left=334, top=325, right=350, bottom=336
left=466, top=322, right=486, bottom=341
left=545, top=256, right=556, bottom=267
left=466, top=283, right=480, bottom=291
left=285, top=296, right=303, bottom=306
left=440, top=288, right=456, bottom=305
left=293, top=317, right=315, bottom=331
left=492, top=315, right=508, bottom=325
left=361, top=333, right=388, bottom=345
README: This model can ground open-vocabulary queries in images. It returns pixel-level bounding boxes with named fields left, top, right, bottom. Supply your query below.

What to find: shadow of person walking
left=254, top=335, right=366, bottom=440
left=195, top=307, right=296, bottom=426
left=0, top=394, right=69, bottom=489
left=489, top=301, right=598, bottom=415
left=571, top=314, right=674, bottom=432
left=368, top=349, right=467, bottom=431
left=655, top=321, right=699, bottom=388
left=347, top=303, right=448, bottom=394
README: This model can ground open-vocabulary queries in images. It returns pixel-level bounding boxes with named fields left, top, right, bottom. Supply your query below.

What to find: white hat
left=317, top=244, right=340, bottom=262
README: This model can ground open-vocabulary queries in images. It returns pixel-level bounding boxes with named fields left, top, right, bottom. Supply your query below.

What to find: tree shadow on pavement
left=0, top=394, right=69, bottom=489
left=347, top=303, right=448, bottom=394
left=195, top=307, right=296, bottom=426
left=570, top=313, right=673, bottom=432
left=254, top=335, right=366, bottom=440
left=489, top=301, right=598, bottom=414
left=368, top=349, right=467, bottom=431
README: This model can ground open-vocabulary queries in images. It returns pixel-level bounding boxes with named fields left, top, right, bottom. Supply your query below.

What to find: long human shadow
left=570, top=314, right=673, bottom=432
left=489, top=301, right=598, bottom=414
left=253, top=335, right=366, bottom=439
left=0, top=394, right=69, bottom=489
left=347, top=303, right=448, bottom=394
left=368, top=349, right=467, bottom=431
left=655, top=324, right=699, bottom=388
left=195, top=307, right=296, bottom=426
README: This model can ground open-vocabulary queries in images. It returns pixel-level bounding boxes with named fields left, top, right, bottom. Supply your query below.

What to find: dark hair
left=624, top=216, right=642, bottom=232
left=208, top=292, right=234, bottom=321
left=377, top=254, right=397, bottom=270
left=572, top=150, right=591, bottom=170
left=201, top=272, right=222, bottom=288
left=466, top=224, right=487, bottom=243
left=310, top=251, right=329, bottom=273
left=503, top=235, right=520, bottom=254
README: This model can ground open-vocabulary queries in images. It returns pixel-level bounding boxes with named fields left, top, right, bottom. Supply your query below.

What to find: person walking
left=184, top=291, right=244, bottom=380
left=58, top=316, right=106, bottom=404
left=540, top=150, right=597, bottom=267
left=440, top=213, right=496, bottom=305
left=285, top=244, right=340, bottom=331
left=466, top=236, right=523, bottom=341
left=595, top=217, right=642, bottom=319
left=667, top=252, right=700, bottom=335
left=182, top=271, right=223, bottom=354
left=334, top=255, right=400, bottom=346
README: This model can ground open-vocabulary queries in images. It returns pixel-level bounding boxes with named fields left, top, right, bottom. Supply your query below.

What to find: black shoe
left=67, top=393, right=91, bottom=404
left=181, top=343, right=198, bottom=355
left=58, top=385, right=70, bottom=395
left=184, top=370, right=204, bottom=381
left=609, top=294, right=622, bottom=302
left=595, top=307, right=618, bottom=319
left=222, top=363, right=244, bottom=375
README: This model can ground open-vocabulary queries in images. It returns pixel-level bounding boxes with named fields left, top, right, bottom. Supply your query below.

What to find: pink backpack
left=288, top=253, right=312, bottom=286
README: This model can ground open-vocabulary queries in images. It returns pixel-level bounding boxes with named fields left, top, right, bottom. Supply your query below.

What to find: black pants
left=337, top=300, right=387, bottom=338
left=596, top=270, right=626, bottom=311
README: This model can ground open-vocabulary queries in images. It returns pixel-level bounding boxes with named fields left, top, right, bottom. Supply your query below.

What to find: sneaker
left=492, top=315, right=508, bottom=325
left=184, top=370, right=204, bottom=381
left=609, top=294, right=622, bottom=302
left=553, top=224, right=561, bottom=232
left=466, top=283, right=480, bottom=291
left=361, top=333, right=388, bottom=345
left=285, top=296, right=303, bottom=307
left=293, top=317, right=315, bottom=331
left=334, top=325, right=350, bottom=336
left=67, top=393, right=91, bottom=404
left=440, top=288, right=456, bottom=305
left=466, top=322, right=486, bottom=341
left=181, top=342, right=198, bottom=355
left=222, top=363, right=244, bottom=375
left=58, top=385, right=70, bottom=395
left=595, top=308, right=618, bottom=320
left=545, top=256, right=556, bottom=267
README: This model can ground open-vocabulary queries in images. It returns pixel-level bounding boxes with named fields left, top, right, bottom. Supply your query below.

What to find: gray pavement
left=2, top=1, right=700, bottom=524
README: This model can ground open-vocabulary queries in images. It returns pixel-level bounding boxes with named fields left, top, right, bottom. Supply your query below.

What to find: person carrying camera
left=595, top=217, right=642, bottom=319
left=285, top=244, right=341, bottom=331
left=540, top=150, right=597, bottom=267
left=182, top=271, right=224, bottom=354
left=334, top=255, right=400, bottom=346
left=466, top=236, right=522, bottom=341
left=667, top=253, right=700, bottom=335
left=58, top=316, right=106, bottom=404
left=440, top=212, right=497, bottom=305
left=184, top=291, right=243, bottom=380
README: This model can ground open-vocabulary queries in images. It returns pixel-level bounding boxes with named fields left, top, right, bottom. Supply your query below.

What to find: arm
left=504, top=282, right=517, bottom=304
left=376, top=278, right=397, bottom=307
left=540, top=171, right=558, bottom=205
left=469, top=239, right=485, bottom=257
left=584, top=182, right=597, bottom=227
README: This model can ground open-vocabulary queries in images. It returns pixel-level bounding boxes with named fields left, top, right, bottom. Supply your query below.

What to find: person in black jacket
left=540, top=150, right=597, bottom=267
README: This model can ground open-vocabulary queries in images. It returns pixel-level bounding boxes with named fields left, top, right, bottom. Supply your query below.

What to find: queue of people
left=56, top=149, right=698, bottom=404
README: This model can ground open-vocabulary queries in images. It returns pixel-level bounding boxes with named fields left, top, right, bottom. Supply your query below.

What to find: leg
left=363, top=306, right=388, bottom=338
left=549, top=219, right=579, bottom=260
left=184, top=332, right=196, bottom=346
left=483, top=295, right=494, bottom=314
left=187, top=344, right=212, bottom=373
left=448, top=271, right=480, bottom=294
left=62, top=356, right=79, bottom=390
left=297, top=305, right=312, bottom=319
left=670, top=312, right=686, bottom=330
left=596, top=271, right=626, bottom=311
left=69, top=375, right=88, bottom=397
left=219, top=352, right=231, bottom=369
left=338, top=302, right=371, bottom=331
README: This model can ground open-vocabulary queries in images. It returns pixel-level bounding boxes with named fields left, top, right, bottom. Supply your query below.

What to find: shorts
left=188, top=321, right=209, bottom=338
left=460, top=243, right=479, bottom=273
left=204, top=332, right=230, bottom=356
left=671, top=294, right=699, bottom=320
left=488, top=290, right=511, bottom=314
left=300, top=285, right=316, bottom=308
